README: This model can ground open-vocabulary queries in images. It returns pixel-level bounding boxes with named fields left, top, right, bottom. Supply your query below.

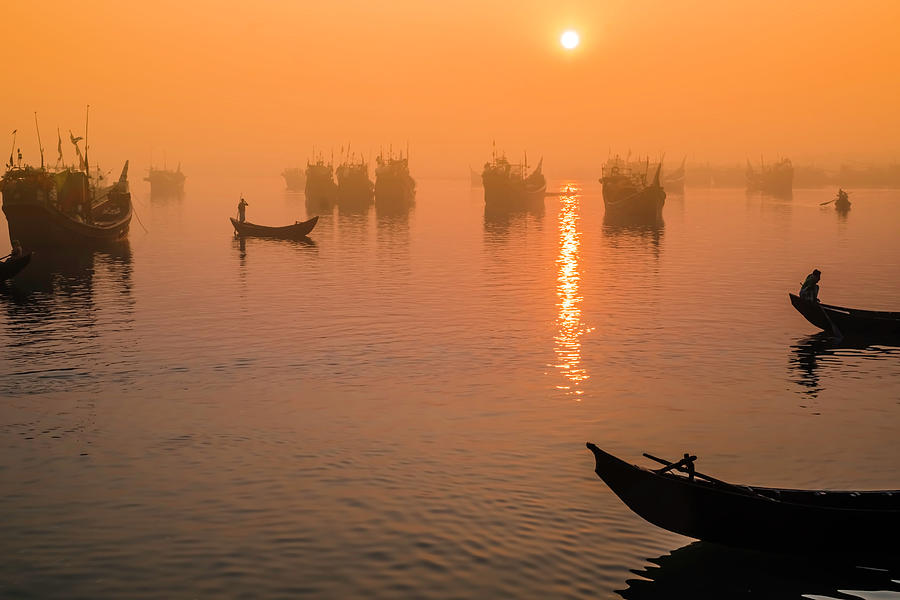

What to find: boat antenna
left=34, top=112, right=44, bottom=169
left=84, top=104, right=90, bottom=176
left=8, top=129, right=16, bottom=169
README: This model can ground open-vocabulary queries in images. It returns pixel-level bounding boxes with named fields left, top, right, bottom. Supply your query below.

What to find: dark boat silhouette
left=374, top=150, right=415, bottom=209
left=482, top=151, right=545, bottom=210
left=789, top=293, right=900, bottom=340
left=601, top=156, right=666, bottom=219
left=281, top=167, right=306, bottom=192
left=0, top=251, right=32, bottom=281
left=586, top=443, right=900, bottom=556
left=230, top=215, right=318, bottom=239
left=145, top=164, right=185, bottom=197
left=305, top=157, right=338, bottom=211
left=336, top=157, right=375, bottom=209
left=746, top=157, right=793, bottom=196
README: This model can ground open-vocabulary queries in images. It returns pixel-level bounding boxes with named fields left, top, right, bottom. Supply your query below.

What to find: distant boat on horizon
left=747, top=157, right=793, bottom=197
left=281, top=167, right=306, bottom=192
left=600, top=154, right=665, bottom=220
left=145, top=163, right=185, bottom=197
left=482, top=150, right=546, bottom=211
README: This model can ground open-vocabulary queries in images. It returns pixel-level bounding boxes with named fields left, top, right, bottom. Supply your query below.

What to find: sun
left=561, top=30, right=580, bottom=50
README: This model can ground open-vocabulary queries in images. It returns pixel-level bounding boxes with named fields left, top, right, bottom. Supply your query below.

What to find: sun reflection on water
left=554, top=184, right=592, bottom=396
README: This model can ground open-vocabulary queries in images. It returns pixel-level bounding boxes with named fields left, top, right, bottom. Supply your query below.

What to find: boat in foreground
left=0, top=251, right=32, bottom=281
left=230, top=215, right=318, bottom=239
left=586, top=443, right=900, bottom=555
left=789, top=293, right=900, bottom=340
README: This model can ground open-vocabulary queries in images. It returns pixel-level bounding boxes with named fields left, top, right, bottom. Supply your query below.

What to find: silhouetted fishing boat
left=1, top=113, right=132, bottom=247
left=746, top=157, right=793, bottom=196
left=336, top=157, right=374, bottom=209
left=789, top=293, right=900, bottom=340
left=482, top=150, right=545, bottom=210
left=601, top=156, right=665, bottom=219
left=586, top=443, right=900, bottom=555
left=834, top=188, right=851, bottom=211
left=145, top=164, right=185, bottom=197
left=230, top=215, right=318, bottom=239
left=2, top=163, right=132, bottom=247
left=282, top=167, right=306, bottom=192
left=305, top=157, right=338, bottom=210
left=375, top=150, right=415, bottom=209
left=0, top=251, right=32, bottom=281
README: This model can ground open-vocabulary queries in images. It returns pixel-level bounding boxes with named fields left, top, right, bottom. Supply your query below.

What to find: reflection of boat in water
left=602, top=213, right=664, bottom=258
left=618, top=540, right=900, bottom=600
left=281, top=167, right=306, bottom=191
left=746, top=157, right=793, bottom=197
left=305, top=157, right=338, bottom=212
left=789, top=293, right=900, bottom=341
left=145, top=164, right=185, bottom=197
left=375, top=150, right=415, bottom=210
left=790, top=333, right=900, bottom=398
left=586, top=443, right=900, bottom=556
left=482, top=150, right=546, bottom=210
left=230, top=215, right=318, bottom=239
left=601, top=156, right=665, bottom=219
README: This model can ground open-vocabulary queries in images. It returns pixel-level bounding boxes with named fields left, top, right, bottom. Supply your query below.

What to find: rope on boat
left=132, top=201, right=149, bottom=233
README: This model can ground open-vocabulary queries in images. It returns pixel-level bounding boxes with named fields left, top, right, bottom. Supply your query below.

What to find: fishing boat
left=586, top=443, right=900, bottom=555
left=230, top=215, right=318, bottom=239
left=282, top=167, right=306, bottom=192
left=746, top=157, right=793, bottom=196
left=834, top=188, right=851, bottom=211
left=336, top=156, right=374, bottom=209
left=2, top=162, right=132, bottom=247
left=0, top=251, right=32, bottom=281
left=305, top=157, right=338, bottom=210
left=375, top=149, right=415, bottom=209
left=1, top=113, right=132, bottom=247
left=601, top=156, right=666, bottom=219
left=145, top=164, right=185, bottom=197
left=482, top=151, right=546, bottom=210
left=789, top=293, right=900, bottom=340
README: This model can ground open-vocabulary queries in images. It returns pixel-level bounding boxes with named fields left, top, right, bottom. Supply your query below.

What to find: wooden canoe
left=586, top=443, right=900, bottom=555
left=230, top=215, right=318, bottom=239
left=789, top=293, right=900, bottom=340
left=0, top=251, right=32, bottom=281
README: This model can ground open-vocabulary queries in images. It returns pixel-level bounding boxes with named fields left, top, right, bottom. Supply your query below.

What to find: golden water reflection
left=554, top=184, right=592, bottom=395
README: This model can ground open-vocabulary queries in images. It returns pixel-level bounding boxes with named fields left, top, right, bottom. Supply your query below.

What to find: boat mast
left=84, top=105, right=90, bottom=176
left=8, top=129, right=16, bottom=169
left=34, top=112, right=44, bottom=169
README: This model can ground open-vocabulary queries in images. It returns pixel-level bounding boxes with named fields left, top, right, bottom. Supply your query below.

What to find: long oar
left=820, top=199, right=835, bottom=205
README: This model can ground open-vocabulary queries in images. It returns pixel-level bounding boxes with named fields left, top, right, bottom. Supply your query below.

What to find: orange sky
left=2, top=0, right=899, bottom=177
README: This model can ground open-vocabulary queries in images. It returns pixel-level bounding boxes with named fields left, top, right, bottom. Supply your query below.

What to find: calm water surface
left=1, top=178, right=899, bottom=598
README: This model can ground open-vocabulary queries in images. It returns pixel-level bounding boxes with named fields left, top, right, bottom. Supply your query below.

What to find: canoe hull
left=230, top=216, right=318, bottom=239
left=3, top=202, right=131, bottom=247
left=587, top=443, right=900, bottom=555
left=789, top=293, right=900, bottom=339
left=0, top=251, right=32, bottom=281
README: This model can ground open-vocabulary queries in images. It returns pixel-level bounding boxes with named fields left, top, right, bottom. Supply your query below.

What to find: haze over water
left=2, top=179, right=899, bottom=598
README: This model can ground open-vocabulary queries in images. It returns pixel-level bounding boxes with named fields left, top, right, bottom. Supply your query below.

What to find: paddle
left=820, top=199, right=835, bottom=205
left=643, top=452, right=736, bottom=488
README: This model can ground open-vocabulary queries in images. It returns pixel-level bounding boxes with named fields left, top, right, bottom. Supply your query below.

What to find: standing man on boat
left=237, top=196, right=249, bottom=223
left=799, top=269, right=821, bottom=302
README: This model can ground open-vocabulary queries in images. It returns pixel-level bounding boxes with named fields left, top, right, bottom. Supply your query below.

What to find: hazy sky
left=3, top=0, right=899, bottom=177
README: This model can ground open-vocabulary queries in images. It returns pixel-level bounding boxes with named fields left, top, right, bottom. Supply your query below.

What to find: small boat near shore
left=230, top=215, right=318, bottom=239
left=586, top=443, right=900, bottom=556
left=789, top=293, right=900, bottom=340
left=0, top=251, right=32, bottom=281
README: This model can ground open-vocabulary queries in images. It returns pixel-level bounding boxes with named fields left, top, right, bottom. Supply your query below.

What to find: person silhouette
left=799, top=269, right=821, bottom=302
left=237, top=197, right=249, bottom=223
